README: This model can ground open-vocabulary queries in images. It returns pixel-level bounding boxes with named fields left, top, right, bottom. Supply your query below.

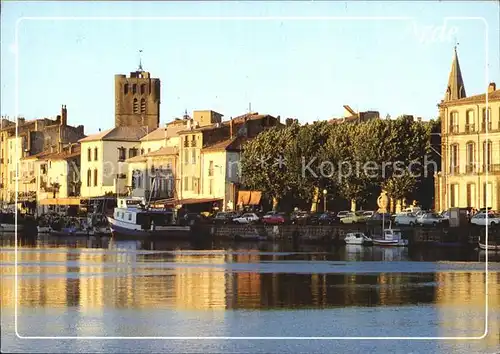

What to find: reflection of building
left=233, top=253, right=261, bottom=308
left=434, top=272, right=499, bottom=344
left=434, top=47, right=500, bottom=211
left=78, top=252, right=105, bottom=310
left=174, top=254, right=228, bottom=309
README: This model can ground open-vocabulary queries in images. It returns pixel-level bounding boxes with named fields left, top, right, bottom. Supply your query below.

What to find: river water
left=1, top=233, right=499, bottom=353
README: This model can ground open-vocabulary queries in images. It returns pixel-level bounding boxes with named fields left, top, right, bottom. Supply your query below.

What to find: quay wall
left=202, top=223, right=500, bottom=246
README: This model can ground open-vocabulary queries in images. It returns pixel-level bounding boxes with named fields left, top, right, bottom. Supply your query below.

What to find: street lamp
left=323, top=189, right=327, bottom=212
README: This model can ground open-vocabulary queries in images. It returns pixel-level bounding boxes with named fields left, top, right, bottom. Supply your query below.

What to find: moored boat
left=0, top=213, right=24, bottom=232
left=478, top=242, right=500, bottom=251
left=372, top=228, right=408, bottom=247
left=107, top=197, right=191, bottom=238
left=344, top=232, right=373, bottom=245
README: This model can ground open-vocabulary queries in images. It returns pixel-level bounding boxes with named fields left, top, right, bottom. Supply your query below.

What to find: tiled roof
left=439, top=89, right=500, bottom=107
left=79, top=126, right=147, bottom=142
left=20, top=144, right=81, bottom=161
left=140, top=124, right=185, bottom=141
left=126, top=146, right=178, bottom=163
left=201, top=136, right=250, bottom=152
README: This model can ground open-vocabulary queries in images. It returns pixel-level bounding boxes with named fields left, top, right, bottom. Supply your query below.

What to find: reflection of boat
left=372, top=226, right=408, bottom=247
left=344, top=232, right=373, bottom=245
left=37, top=226, right=51, bottom=234
left=107, top=197, right=191, bottom=238
left=478, top=242, right=500, bottom=251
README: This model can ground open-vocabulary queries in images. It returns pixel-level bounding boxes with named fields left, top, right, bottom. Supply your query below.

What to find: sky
left=1, top=1, right=499, bottom=135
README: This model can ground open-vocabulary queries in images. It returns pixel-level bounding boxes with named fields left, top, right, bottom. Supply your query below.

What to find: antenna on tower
left=453, top=35, right=459, bottom=51
left=248, top=102, right=252, bottom=113
left=138, top=49, right=143, bottom=71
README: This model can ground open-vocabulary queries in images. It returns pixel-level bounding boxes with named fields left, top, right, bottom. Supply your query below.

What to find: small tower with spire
left=444, top=44, right=466, bottom=102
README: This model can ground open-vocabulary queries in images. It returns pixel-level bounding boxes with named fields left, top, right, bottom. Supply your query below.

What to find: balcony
left=449, top=125, right=459, bottom=134
left=190, top=140, right=197, bottom=147
left=483, top=164, right=500, bottom=173
left=465, top=124, right=475, bottom=133
left=183, top=139, right=189, bottom=148
left=449, top=165, right=460, bottom=174
left=465, top=164, right=476, bottom=173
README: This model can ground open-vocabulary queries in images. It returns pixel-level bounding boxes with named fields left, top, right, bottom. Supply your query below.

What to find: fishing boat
left=478, top=242, right=500, bottom=251
left=372, top=228, right=408, bottom=247
left=107, top=197, right=191, bottom=238
left=49, top=217, right=93, bottom=237
left=344, top=232, right=373, bottom=245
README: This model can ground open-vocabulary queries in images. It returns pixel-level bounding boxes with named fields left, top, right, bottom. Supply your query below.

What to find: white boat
left=107, top=197, right=191, bottom=238
left=344, top=232, right=373, bottom=245
left=37, top=226, right=52, bottom=234
left=478, top=242, right=500, bottom=251
left=372, top=227, right=408, bottom=247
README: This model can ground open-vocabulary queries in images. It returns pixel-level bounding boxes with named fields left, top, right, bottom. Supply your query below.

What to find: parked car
left=361, top=211, right=375, bottom=218
left=318, top=212, right=338, bottom=225
left=336, top=210, right=351, bottom=219
left=340, top=211, right=369, bottom=224
left=262, top=212, right=288, bottom=225
left=470, top=212, right=500, bottom=227
left=291, top=211, right=309, bottom=225
left=370, top=212, right=393, bottom=221
left=394, top=212, right=418, bottom=226
left=233, top=212, right=260, bottom=224
left=416, top=212, right=447, bottom=226
left=213, top=212, right=238, bottom=224
left=183, top=213, right=203, bottom=226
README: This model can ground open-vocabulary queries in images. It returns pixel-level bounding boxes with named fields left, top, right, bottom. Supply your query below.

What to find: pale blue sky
left=1, top=1, right=499, bottom=135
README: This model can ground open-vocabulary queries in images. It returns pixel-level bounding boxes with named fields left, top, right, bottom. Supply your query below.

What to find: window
left=184, top=150, right=189, bottom=164
left=140, top=84, right=146, bottom=94
left=124, top=84, right=128, bottom=94
left=466, top=183, right=475, bottom=207
left=209, top=179, right=214, bottom=195
left=192, top=177, right=196, bottom=191
left=449, top=112, right=459, bottom=133
left=184, top=176, right=189, bottom=191
left=191, top=150, right=196, bottom=164
left=94, top=169, right=98, bottom=187
left=450, top=184, right=458, bottom=208
left=450, top=144, right=459, bottom=174
left=483, top=182, right=492, bottom=208
left=141, top=98, right=146, bottom=113
left=132, top=84, right=137, bottom=94
left=148, top=148, right=151, bottom=153
left=94, top=147, right=98, bottom=161
left=87, top=169, right=91, bottom=187
left=141, top=148, right=145, bottom=155
left=129, top=148, right=138, bottom=158
left=482, top=108, right=492, bottom=131
left=465, top=110, right=475, bottom=133
left=466, top=142, right=475, bottom=172
left=191, top=135, right=196, bottom=147
left=483, top=140, right=492, bottom=171
left=118, top=147, right=126, bottom=161
left=208, top=161, right=214, bottom=176
left=133, top=98, right=139, bottom=114
left=128, top=213, right=132, bottom=221
left=184, top=136, right=189, bottom=147
left=87, top=148, right=91, bottom=162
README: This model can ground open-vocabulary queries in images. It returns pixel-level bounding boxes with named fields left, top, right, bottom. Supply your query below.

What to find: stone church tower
left=114, top=62, right=160, bottom=130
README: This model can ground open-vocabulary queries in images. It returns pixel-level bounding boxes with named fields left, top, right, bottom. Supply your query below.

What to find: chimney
left=488, top=82, right=496, bottom=93
left=17, top=117, right=25, bottom=125
left=61, top=105, right=67, bottom=126
left=230, top=117, right=234, bottom=138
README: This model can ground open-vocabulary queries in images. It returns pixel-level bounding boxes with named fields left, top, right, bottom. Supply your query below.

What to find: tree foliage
left=241, top=116, right=439, bottom=210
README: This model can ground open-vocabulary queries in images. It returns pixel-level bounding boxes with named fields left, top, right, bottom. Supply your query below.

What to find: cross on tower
left=138, top=49, right=143, bottom=71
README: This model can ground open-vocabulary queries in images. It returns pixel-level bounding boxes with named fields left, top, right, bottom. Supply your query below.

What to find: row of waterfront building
left=1, top=47, right=500, bottom=214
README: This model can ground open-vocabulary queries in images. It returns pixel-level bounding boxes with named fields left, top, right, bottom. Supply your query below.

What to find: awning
left=237, top=191, right=262, bottom=205
left=39, top=198, right=82, bottom=206
left=176, top=198, right=222, bottom=205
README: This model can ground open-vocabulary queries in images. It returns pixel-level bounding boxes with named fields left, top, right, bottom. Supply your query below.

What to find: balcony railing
left=449, top=125, right=459, bottom=134
left=465, top=124, right=475, bottom=133
left=449, top=165, right=460, bottom=174
left=465, top=164, right=476, bottom=173
left=183, top=140, right=189, bottom=147
left=483, top=164, right=500, bottom=173
left=190, top=140, right=197, bottom=147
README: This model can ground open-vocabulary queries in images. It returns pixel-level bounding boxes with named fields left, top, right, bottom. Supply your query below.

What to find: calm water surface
left=1, top=233, right=500, bottom=353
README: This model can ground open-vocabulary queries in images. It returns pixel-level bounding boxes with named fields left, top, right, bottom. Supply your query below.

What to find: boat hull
left=107, top=217, right=191, bottom=239
left=478, top=242, right=500, bottom=251
left=372, top=239, right=408, bottom=247
left=0, top=223, right=24, bottom=232
left=37, top=226, right=51, bottom=234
